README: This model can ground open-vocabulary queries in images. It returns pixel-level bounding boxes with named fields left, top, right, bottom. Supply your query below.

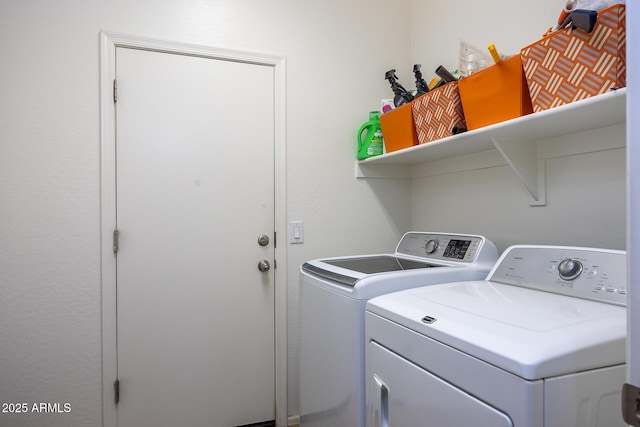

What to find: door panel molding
left=99, top=30, right=288, bottom=427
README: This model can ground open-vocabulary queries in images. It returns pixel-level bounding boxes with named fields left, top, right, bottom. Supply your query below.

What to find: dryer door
left=367, top=341, right=513, bottom=427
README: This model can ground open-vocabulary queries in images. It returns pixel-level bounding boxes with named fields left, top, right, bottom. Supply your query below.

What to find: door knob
left=258, top=259, right=271, bottom=272
left=258, top=234, right=270, bottom=246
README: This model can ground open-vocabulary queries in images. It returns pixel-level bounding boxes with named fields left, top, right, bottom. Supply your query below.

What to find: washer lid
left=366, top=281, right=627, bottom=380
left=302, top=255, right=439, bottom=286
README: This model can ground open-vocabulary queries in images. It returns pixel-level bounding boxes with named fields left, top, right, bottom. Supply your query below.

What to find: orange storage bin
left=379, top=102, right=419, bottom=153
left=520, top=4, right=626, bottom=112
left=458, top=54, right=533, bottom=131
left=411, top=82, right=466, bottom=144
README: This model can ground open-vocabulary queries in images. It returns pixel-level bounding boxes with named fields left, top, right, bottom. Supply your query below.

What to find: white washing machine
left=365, top=245, right=627, bottom=427
left=298, top=232, right=499, bottom=427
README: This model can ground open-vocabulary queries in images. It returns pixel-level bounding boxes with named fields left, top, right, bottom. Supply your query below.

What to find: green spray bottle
left=357, top=111, right=384, bottom=160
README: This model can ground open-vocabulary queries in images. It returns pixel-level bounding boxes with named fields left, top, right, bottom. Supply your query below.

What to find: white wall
left=409, top=0, right=626, bottom=252
left=0, top=1, right=411, bottom=426
left=411, top=127, right=626, bottom=252
left=410, top=0, right=561, bottom=76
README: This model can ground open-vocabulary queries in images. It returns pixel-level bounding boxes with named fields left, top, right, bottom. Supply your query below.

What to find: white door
left=114, top=46, right=275, bottom=427
left=627, top=2, right=640, bottom=426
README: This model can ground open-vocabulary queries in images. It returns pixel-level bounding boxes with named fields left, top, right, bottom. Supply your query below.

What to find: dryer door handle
left=373, top=374, right=390, bottom=427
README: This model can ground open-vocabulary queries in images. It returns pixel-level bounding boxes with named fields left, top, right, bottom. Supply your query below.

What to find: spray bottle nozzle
left=384, top=69, right=399, bottom=81
left=413, top=64, right=430, bottom=98
left=384, top=69, right=414, bottom=107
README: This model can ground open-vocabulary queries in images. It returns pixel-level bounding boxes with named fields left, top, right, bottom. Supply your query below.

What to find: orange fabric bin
left=411, top=82, right=466, bottom=144
left=379, top=102, right=419, bottom=153
left=520, top=4, right=626, bottom=112
left=457, top=55, right=533, bottom=131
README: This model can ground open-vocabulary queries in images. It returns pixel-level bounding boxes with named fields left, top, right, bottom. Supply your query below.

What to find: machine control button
left=558, top=258, right=583, bottom=281
left=425, top=239, right=439, bottom=254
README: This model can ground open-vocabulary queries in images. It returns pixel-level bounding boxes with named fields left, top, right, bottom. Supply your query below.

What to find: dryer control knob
left=558, top=258, right=583, bottom=280
left=425, top=239, right=439, bottom=254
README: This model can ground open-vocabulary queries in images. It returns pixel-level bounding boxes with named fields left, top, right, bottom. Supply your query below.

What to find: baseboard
left=288, top=414, right=300, bottom=426
left=238, top=421, right=275, bottom=427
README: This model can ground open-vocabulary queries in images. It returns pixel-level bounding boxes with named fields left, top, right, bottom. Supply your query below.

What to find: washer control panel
left=490, top=245, right=627, bottom=306
left=395, top=233, right=486, bottom=263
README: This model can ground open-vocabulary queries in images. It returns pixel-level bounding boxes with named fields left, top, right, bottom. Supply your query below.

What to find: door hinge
left=113, top=229, right=119, bottom=254
left=113, top=79, right=118, bottom=103
left=274, top=231, right=277, bottom=249
left=622, top=383, right=640, bottom=426
left=114, top=379, right=120, bottom=404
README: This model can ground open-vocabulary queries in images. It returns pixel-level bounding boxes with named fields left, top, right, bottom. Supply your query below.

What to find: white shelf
left=356, top=88, right=626, bottom=205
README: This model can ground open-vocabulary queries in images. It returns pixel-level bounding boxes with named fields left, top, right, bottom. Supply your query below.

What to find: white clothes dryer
left=366, top=245, right=627, bottom=427
left=298, top=232, right=498, bottom=427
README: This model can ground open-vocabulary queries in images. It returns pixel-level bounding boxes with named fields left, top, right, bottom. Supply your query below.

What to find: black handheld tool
left=435, top=65, right=457, bottom=83
left=569, top=9, right=598, bottom=33
left=385, top=69, right=414, bottom=107
left=430, top=79, right=447, bottom=90
left=413, top=64, right=430, bottom=98
left=451, top=125, right=467, bottom=135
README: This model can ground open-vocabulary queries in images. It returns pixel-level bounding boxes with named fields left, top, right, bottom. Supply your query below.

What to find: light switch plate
left=289, top=221, right=304, bottom=244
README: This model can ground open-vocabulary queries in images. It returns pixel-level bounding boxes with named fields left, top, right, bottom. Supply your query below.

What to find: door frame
left=99, top=31, right=288, bottom=427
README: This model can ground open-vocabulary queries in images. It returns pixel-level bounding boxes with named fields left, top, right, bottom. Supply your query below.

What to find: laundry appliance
left=366, top=245, right=627, bottom=427
left=298, top=232, right=499, bottom=427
